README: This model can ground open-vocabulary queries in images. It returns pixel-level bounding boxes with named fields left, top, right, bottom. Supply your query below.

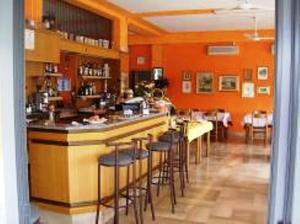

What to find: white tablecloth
left=243, top=113, right=273, bottom=127
left=191, top=111, right=232, bottom=127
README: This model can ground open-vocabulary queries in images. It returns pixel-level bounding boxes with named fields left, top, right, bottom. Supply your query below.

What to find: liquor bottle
left=88, top=63, right=93, bottom=76
left=78, top=64, right=84, bottom=76
left=92, top=82, right=96, bottom=95
left=84, top=63, right=89, bottom=76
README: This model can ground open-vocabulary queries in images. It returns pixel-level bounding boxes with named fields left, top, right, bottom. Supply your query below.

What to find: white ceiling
left=108, top=0, right=275, bottom=32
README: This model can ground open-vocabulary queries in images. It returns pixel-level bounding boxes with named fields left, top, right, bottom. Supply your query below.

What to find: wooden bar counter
left=27, top=112, right=168, bottom=215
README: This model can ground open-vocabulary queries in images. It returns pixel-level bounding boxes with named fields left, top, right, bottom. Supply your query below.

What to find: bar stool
left=146, top=134, right=176, bottom=213
left=95, top=142, right=139, bottom=224
left=158, top=122, right=189, bottom=197
left=120, top=136, right=155, bottom=224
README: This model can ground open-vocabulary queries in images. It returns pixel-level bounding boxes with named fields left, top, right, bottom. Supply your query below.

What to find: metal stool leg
left=95, top=164, right=101, bottom=224
left=125, top=166, right=130, bottom=216
left=132, top=159, right=139, bottom=224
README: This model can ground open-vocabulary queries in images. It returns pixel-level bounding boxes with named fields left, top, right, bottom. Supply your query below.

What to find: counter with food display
left=27, top=112, right=168, bottom=216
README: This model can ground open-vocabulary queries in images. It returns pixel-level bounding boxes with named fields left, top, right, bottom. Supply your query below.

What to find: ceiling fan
left=214, top=0, right=274, bottom=14
left=244, top=16, right=274, bottom=41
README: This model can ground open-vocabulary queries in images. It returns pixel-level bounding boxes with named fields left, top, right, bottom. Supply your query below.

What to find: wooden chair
left=176, top=108, right=191, bottom=120
left=204, top=109, right=226, bottom=142
left=250, top=110, right=269, bottom=144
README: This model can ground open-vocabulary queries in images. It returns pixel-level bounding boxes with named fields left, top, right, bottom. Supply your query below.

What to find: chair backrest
left=204, top=110, right=217, bottom=121
left=176, top=108, right=191, bottom=120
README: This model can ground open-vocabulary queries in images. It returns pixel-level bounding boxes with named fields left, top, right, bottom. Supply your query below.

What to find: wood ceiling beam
left=128, top=29, right=275, bottom=45
left=134, top=9, right=215, bottom=17
left=63, top=0, right=166, bottom=36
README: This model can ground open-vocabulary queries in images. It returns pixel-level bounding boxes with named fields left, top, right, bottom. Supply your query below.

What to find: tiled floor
left=109, top=138, right=271, bottom=224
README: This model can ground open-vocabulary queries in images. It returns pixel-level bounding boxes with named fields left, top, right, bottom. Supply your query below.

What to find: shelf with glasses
left=79, top=76, right=112, bottom=80
left=77, top=95, right=102, bottom=100
left=44, top=72, right=63, bottom=77
left=48, top=96, right=63, bottom=101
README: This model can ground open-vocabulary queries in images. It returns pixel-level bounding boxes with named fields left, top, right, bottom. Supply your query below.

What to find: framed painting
left=242, top=82, right=255, bottom=98
left=182, top=81, right=192, bottom=94
left=257, top=66, right=268, bottom=80
left=258, top=86, right=271, bottom=95
left=196, top=72, right=214, bottom=94
left=219, top=75, right=240, bottom=91
left=152, top=67, right=164, bottom=80
left=244, top=69, right=253, bottom=81
left=182, top=71, right=192, bottom=81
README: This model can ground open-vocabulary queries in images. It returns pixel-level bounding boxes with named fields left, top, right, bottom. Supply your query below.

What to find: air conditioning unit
left=207, top=45, right=240, bottom=56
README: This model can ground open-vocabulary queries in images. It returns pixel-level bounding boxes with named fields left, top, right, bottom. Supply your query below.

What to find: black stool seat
left=121, top=148, right=149, bottom=160
left=99, top=153, right=133, bottom=167
left=146, top=141, right=171, bottom=152
left=159, top=131, right=180, bottom=143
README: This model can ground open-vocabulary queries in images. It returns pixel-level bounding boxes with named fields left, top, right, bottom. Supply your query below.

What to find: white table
left=191, top=111, right=232, bottom=127
left=243, top=113, right=273, bottom=127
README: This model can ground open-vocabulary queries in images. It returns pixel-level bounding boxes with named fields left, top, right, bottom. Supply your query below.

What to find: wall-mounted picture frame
left=152, top=67, right=164, bottom=80
left=136, top=56, right=145, bottom=65
left=57, top=78, right=71, bottom=92
left=258, top=86, right=271, bottom=95
left=219, top=75, right=240, bottom=91
left=182, top=81, right=192, bottom=94
left=244, top=69, right=253, bottom=81
left=242, top=82, right=255, bottom=98
left=182, top=71, right=192, bottom=81
left=196, top=72, right=214, bottom=94
left=257, top=66, right=268, bottom=80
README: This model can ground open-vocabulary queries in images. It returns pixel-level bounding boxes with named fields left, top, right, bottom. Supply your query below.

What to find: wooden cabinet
left=26, top=29, right=60, bottom=63
left=60, top=39, right=120, bottom=59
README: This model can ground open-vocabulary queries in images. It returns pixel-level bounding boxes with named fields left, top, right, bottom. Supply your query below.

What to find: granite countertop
left=27, top=112, right=167, bottom=133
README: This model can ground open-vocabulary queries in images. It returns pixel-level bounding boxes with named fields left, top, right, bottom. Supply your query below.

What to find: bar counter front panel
left=28, top=113, right=168, bottom=214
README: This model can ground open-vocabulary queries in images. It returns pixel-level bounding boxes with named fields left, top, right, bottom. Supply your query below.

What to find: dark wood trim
left=30, top=121, right=166, bottom=146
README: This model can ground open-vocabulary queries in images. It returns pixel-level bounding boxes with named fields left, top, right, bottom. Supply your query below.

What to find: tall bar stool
left=158, top=121, right=189, bottom=197
left=95, top=142, right=139, bottom=224
left=146, top=133, right=176, bottom=213
left=120, top=136, right=155, bottom=224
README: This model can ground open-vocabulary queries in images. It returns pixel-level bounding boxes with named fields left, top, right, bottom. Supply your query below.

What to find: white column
left=0, top=0, right=22, bottom=223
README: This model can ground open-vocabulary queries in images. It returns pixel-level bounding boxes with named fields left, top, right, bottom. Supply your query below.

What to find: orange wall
left=129, top=42, right=274, bottom=132
left=129, top=45, right=152, bottom=71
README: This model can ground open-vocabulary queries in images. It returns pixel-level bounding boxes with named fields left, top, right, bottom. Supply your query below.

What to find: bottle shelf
left=48, top=96, right=63, bottom=101
left=77, top=95, right=102, bottom=100
left=44, top=72, right=63, bottom=77
left=79, top=76, right=111, bottom=80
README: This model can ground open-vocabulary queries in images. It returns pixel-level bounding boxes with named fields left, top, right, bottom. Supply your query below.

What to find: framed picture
left=242, top=82, right=255, bottom=98
left=152, top=67, right=163, bottom=80
left=219, top=75, right=240, bottom=91
left=182, top=71, right=192, bottom=81
left=196, top=72, right=214, bottom=94
left=182, top=81, right=192, bottom=94
left=244, top=69, right=253, bottom=81
left=136, top=56, right=145, bottom=65
left=257, top=66, right=268, bottom=80
left=258, top=86, right=271, bottom=95
left=57, top=78, right=71, bottom=92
